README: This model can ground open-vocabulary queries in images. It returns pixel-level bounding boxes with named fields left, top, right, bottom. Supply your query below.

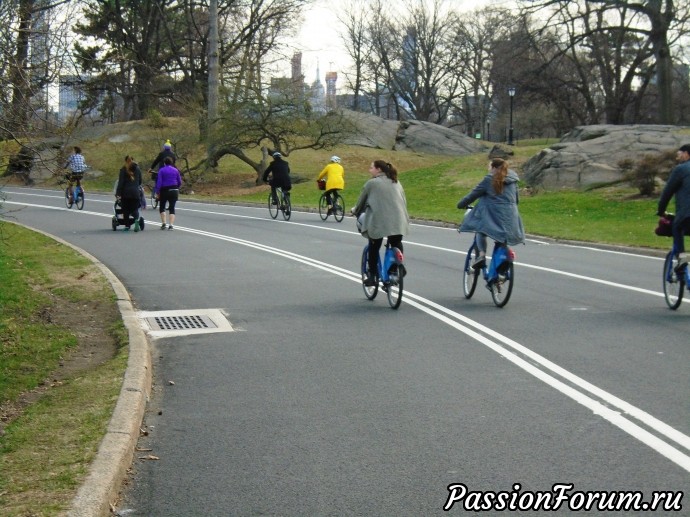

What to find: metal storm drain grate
left=138, top=309, right=234, bottom=338
left=146, top=314, right=216, bottom=331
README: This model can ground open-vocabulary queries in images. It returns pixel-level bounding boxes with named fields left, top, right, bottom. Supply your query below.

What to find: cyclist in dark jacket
left=150, top=140, right=176, bottom=171
left=262, top=152, right=291, bottom=206
left=658, top=143, right=690, bottom=270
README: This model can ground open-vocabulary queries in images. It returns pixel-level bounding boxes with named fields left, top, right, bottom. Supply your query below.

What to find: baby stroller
left=112, top=199, right=145, bottom=231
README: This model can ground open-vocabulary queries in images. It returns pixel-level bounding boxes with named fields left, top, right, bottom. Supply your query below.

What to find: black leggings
left=368, top=235, right=403, bottom=276
left=160, top=188, right=179, bottom=214
left=121, top=197, right=140, bottom=227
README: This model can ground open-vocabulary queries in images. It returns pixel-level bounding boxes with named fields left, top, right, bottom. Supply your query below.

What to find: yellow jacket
left=317, top=163, right=345, bottom=191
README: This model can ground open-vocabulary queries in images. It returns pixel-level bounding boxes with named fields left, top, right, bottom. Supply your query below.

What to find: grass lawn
left=0, top=222, right=126, bottom=516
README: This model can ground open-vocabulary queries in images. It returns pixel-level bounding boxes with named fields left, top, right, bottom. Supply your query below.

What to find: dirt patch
left=0, top=269, right=120, bottom=436
left=185, top=170, right=267, bottom=198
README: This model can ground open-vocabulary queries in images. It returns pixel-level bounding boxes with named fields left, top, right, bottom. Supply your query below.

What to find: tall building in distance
left=325, top=72, right=337, bottom=110
left=310, top=61, right=326, bottom=112
left=58, top=75, right=85, bottom=123
left=291, top=52, right=304, bottom=85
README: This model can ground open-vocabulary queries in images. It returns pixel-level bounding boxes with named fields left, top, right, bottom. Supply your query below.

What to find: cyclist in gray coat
left=457, top=158, right=525, bottom=269
left=352, top=160, right=410, bottom=286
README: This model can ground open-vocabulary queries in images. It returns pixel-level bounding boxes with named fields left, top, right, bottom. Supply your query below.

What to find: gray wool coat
left=352, top=174, right=410, bottom=239
left=658, top=160, right=690, bottom=226
left=457, top=170, right=525, bottom=246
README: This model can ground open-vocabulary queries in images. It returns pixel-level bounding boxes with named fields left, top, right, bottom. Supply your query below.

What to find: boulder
left=522, top=124, right=690, bottom=190
left=343, top=110, right=488, bottom=156
left=393, top=119, right=488, bottom=155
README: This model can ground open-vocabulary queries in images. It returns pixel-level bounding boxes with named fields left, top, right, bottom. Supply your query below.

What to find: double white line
left=182, top=225, right=690, bottom=474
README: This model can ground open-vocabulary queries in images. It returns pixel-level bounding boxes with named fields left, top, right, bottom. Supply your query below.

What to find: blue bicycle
left=662, top=244, right=689, bottom=310
left=462, top=234, right=515, bottom=308
left=361, top=241, right=405, bottom=309
left=63, top=174, right=85, bottom=210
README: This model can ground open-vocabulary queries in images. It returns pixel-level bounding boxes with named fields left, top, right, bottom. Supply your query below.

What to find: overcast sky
left=292, top=0, right=508, bottom=87
left=295, top=0, right=349, bottom=85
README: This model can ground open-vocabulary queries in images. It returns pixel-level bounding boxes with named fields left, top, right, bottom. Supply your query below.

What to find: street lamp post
left=508, top=87, right=516, bottom=146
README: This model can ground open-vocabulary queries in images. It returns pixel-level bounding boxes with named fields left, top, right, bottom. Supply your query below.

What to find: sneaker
left=161, top=223, right=167, bottom=230
left=134, top=220, right=140, bottom=232
left=167, top=225, right=173, bottom=230
left=471, top=256, right=486, bottom=269
left=675, top=252, right=688, bottom=273
left=363, top=274, right=377, bottom=286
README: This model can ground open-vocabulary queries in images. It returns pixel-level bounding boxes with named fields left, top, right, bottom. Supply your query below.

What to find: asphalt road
left=4, top=187, right=688, bottom=516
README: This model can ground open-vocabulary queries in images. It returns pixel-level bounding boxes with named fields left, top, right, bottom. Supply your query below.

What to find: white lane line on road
left=6, top=198, right=666, bottom=300
left=7, top=200, right=690, bottom=472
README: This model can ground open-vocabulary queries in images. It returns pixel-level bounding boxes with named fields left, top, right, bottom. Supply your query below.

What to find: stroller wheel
left=139, top=217, right=145, bottom=231
left=112, top=217, right=117, bottom=231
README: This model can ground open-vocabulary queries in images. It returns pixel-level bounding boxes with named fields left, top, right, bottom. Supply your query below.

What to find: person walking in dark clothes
left=116, top=156, right=143, bottom=232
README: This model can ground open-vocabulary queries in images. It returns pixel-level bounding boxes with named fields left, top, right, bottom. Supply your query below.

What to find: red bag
left=655, top=214, right=674, bottom=237
left=317, top=179, right=326, bottom=191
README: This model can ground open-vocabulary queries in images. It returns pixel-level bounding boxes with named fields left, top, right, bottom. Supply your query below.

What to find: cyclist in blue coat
left=457, top=158, right=525, bottom=269
left=658, top=143, right=690, bottom=271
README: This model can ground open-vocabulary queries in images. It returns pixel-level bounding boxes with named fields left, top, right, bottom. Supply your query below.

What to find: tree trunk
left=8, top=0, right=33, bottom=136
left=206, top=0, right=219, bottom=155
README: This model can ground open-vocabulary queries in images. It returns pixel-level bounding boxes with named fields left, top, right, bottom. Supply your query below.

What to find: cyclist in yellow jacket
left=317, top=156, right=345, bottom=214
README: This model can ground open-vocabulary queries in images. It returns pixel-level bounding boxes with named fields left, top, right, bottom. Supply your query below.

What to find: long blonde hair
left=491, top=158, right=508, bottom=194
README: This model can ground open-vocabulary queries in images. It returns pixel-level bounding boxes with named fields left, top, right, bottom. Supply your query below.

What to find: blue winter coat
left=457, top=170, right=525, bottom=246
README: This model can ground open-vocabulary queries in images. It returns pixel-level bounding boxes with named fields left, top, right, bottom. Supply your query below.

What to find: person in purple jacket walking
left=155, top=157, right=182, bottom=230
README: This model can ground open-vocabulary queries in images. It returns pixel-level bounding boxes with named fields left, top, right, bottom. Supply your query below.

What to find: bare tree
left=520, top=0, right=690, bottom=124
left=209, top=85, right=355, bottom=183
left=450, top=7, right=515, bottom=135
left=365, top=0, right=461, bottom=122
left=337, top=0, right=369, bottom=111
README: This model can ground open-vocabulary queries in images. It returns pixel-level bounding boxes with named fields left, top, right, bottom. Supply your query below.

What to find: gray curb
left=9, top=222, right=151, bottom=517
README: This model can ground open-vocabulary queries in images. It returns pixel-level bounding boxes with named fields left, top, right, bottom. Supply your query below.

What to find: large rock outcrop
left=522, top=125, right=690, bottom=190
left=343, top=111, right=488, bottom=156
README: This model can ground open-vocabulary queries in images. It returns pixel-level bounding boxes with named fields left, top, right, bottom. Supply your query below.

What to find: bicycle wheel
left=75, top=191, right=84, bottom=210
left=462, top=245, right=480, bottom=298
left=386, top=266, right=404, bottom=309
left=490, top=262, right=514, bottom=308
left=318, top=194, right=329, bottom=220
left=281, top=193, right=291, bottom=221
left=151, top=188, right=159, bottom=209
left=361, top=246, right=378, bottom=300
left=662, top=251, right=684, bottom=310
left=64, top=187, right=73, bottom=209
left=268, top=192, right=278, bottom=219
left=333, top=193, right=345, bottom=222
